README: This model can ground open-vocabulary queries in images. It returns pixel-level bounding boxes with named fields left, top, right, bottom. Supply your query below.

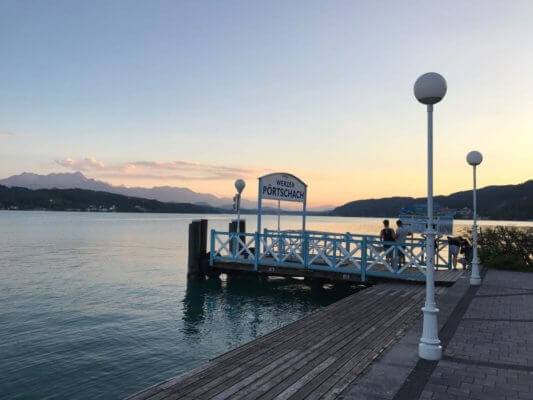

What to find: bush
left=477, top=226, right=532, bottom=271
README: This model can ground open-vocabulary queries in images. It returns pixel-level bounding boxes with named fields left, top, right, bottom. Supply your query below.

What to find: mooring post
left=229, top=219, right=246, bottom=257
left=199, top=219, right=208, bottom=256
left=229, top=220, right=236, bottom=257
left=187, top=219, right=206, bottom=280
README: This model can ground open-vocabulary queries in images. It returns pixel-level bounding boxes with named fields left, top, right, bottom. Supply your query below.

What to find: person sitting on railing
left=394, top=220, right=411, bottom=267
left=380, top=219, right=395, bottom=266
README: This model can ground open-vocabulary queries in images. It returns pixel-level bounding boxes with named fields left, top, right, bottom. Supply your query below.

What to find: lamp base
left=470, top=260, right=482, bottom=286
left=470, top=276, right=481, bottom=286
left=419, top=305, right=442, bottom=360
left=419, top=341, right=442, bottom=360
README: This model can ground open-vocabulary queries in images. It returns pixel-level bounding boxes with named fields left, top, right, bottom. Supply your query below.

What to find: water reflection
left=181, top=278, right=222, bottom=334
left=181, top=274, right=363, bottom=340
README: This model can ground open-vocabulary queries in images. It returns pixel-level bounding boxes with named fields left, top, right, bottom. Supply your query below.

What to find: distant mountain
left=333, top=180, right=533, bottom=220
left=0, top=172, right=256, bottom=209
left=0, top=185, right=222, bottom=214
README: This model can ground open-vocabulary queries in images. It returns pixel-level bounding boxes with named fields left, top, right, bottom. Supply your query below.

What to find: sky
left=1, top=0, right=532, bottom=207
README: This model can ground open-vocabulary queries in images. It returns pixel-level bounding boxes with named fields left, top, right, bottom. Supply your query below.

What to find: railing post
left=333, top=239, right=337, bottom=267
left=254, top=231, right=259, bottom=271
left=345, top=232, right=350, bottom=255
left=394, top=245, right=398, bottom=273
left=303, top=231, right=309, bottom=268
left=445, top=240, right=452, bottom=270
left=209, top=229, right=216, bottom=267
left=361, top=236, right=367, bottom=282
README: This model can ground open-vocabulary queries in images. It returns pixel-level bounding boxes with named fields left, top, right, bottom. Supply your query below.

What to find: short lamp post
left=414, top=72, right=447, bottom=361
left=467, top=151, right=483, bottom=286
left=234, top=179, right=246, bottom=234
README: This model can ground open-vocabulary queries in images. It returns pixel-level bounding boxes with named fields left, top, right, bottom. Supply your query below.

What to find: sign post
left=257, top=173, right=307, bottom=236
left=399, top=203, right=455, bottom=236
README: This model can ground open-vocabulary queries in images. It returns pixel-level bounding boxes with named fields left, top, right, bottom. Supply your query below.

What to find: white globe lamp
left=414, top=72, right=447, bottom=361
left=235, top=179, right=246, bottom=194
left=414, top=72, right=447, bottom=105
left=467, top=151, right=483, bottom=286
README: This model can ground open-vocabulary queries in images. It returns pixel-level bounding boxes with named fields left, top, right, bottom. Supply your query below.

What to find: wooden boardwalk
left=129, top=283, right=448, bottom=400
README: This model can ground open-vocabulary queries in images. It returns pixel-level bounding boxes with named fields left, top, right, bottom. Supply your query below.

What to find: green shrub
left=477, top=226, right=532, bottom=271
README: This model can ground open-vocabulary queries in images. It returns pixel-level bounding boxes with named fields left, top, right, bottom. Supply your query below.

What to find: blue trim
left=209, top=229, right=215, bottom=267
left=208, top=230, right=450, bottom=281
left=361, top=236, right=367, bottom=282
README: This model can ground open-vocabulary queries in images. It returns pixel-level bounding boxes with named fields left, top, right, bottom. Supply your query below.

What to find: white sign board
left=399, top=215, right=453, bottom=235
left=260, top=173, right=306, bottom=203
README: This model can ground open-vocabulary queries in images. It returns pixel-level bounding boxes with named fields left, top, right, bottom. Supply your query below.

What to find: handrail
left=209, top=229, right=452, bottom=281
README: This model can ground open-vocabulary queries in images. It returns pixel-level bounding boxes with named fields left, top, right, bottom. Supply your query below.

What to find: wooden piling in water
left=187, top=219, right=208, bottom=280
left=229, top=219, right=245, bottom=255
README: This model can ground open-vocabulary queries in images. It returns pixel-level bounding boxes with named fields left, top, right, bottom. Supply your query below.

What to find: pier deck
left=212, top=259, right=464, bottom=286
left=129, top=283, right=447, bottom=400
left=205, top=228, right=461, bottom=285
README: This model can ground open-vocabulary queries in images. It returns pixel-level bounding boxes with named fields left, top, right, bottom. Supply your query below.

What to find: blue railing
left=209, top=229, right=451, bottom=282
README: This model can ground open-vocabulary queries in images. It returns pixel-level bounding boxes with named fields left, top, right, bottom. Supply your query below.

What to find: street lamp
left=234, top=179, right=246, bottom=234
left=467, top=151, right=483, bottom=286
left=414, top=72, right=447, bottom=361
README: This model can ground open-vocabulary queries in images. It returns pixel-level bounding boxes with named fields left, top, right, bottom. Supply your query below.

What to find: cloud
left=56, top=157, right=106, bottom=171
left=0, top=130, right=25, bottom=136
left=55, top=157, right=257, bottom=181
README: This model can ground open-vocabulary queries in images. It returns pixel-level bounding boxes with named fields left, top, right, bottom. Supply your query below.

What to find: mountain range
left=0, top=172, right=256, bottom=209
left=1, top=172, right=531, bottom=220
left=333, top=180, right=533, bottom=220
left=0, top=185, right=221, bottom=214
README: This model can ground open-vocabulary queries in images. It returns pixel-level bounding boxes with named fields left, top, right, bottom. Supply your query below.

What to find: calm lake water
left=1, top=211, right=531, bottom=399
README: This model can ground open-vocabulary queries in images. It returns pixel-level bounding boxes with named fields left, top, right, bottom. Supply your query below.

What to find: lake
left=1, top=211, right=530, bottom=399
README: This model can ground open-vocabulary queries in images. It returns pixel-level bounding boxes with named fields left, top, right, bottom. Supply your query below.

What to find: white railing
left=210, top=229, right=451, bottom=282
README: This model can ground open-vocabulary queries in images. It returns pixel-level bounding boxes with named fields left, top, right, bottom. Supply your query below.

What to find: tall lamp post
left=467, top=151, right=483, bottom=286
left=234, top=179, right=246, bottom=234
left=414, top=72, right=447, bottom=361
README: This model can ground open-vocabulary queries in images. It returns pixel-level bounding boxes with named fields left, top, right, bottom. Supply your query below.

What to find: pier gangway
left=209, top=229, right=457, bottom=284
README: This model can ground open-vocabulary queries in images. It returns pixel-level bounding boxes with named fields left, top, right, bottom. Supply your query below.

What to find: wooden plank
left=295, top=294, right=424, bottom=399
left=156, top=289, right=401, bottom=400
left=228, top=290, right=423, bottom=400
left=133, top=288, right=387, bottom=400
left=129, top=285, right=431, bottom=400
left=256, top=292, right=425, bottom=400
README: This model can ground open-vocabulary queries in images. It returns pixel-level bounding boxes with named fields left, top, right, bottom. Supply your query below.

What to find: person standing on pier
left=380, top=220, right=395, bottom=266
left=447, top=235, right=462, bottom=269
left=395, top=220, right=411, bottom=267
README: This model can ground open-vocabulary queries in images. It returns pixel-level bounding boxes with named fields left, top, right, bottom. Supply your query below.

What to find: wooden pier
left=211, top=259, right=463, bottom=286
left=188, top=219, right=463, bottom=286
left=127, top=220, right=466, bottom=399
left=129, top=283, right=450, bottom=400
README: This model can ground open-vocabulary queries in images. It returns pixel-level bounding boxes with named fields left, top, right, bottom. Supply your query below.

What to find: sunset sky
left=1, top=1, right=532, bottom=207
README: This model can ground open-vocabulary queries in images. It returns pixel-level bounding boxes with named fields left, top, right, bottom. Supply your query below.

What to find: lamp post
left=414, top=72, right=447, bottom=361
left=467, top=151, right=483, bottom=286
left=234, top=179, right=246, bottom=234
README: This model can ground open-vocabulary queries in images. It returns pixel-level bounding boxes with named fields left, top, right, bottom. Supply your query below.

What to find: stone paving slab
left=342, top=269, right=533, bottom=400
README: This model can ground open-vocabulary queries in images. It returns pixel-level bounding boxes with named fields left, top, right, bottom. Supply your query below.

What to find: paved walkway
left=344, top=269, right=533, bottom=400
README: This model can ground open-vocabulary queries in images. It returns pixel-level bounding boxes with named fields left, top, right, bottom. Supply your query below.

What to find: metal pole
left=257, top=178, right=262, bottom=237
left=302, top=192, right=307, bottom=232
left=470, top=165, right=481, bottom=285
left=419, top=103, right=442, bottom=360
left=236, top=193, right=241, bottom=235
left=277, top=200, right=281, bottom=234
